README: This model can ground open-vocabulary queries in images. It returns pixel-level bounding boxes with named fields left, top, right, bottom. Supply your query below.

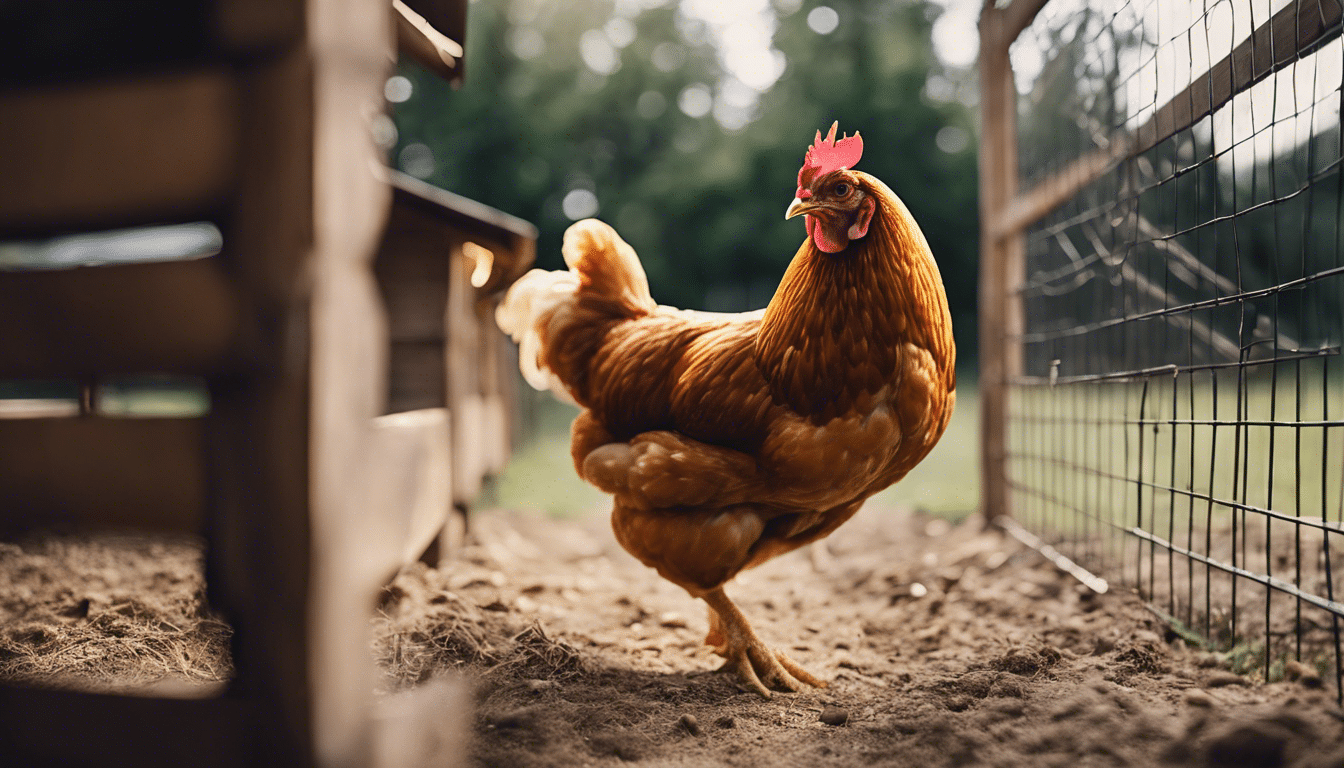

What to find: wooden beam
left=0, top=417, right=206, bottom=534
left=394, top=0, right=464, bottom=84
left=999, top=0, right=1052, bottom=44
left=990, top=141, right=1129, bottom=241
left=307, top=0, right=395, bottom=762
left=978, top=4, right=1025, bottom=521
left=0, top=70, right=239, bottom=237
left=371, top=677, right=469, bottom=768
left=1132, top=0, right=1342, bottom=157
left=0, top=258, right=240, bottom=378
left=385, top=170, right=538, bottom=289
left=203, top=46, right=317, bottom=766
left=0, top=684, right=258, bottom=768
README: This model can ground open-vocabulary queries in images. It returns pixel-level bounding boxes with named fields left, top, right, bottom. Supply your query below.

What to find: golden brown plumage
left=497, top=124, right=955, bottom=697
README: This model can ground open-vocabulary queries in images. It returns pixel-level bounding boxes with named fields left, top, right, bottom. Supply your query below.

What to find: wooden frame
left=0, top=0, right=531, bottom=764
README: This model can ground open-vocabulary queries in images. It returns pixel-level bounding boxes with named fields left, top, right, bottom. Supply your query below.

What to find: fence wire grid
left=1005, top=0, right=1344, bottom=694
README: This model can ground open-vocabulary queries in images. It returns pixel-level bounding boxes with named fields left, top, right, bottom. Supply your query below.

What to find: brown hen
left=496, top=123, right=955, bottom=697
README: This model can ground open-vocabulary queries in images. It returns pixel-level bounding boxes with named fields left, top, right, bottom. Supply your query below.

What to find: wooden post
left=977, top=0, right=1036, bottom=522
left=307, top=0, right=395, bottom=762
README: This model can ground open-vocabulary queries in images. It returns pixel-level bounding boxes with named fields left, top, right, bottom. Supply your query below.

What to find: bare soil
left=4, top=505, right=1344, bottom=767
left=375, top=505, right=1344, bottom=767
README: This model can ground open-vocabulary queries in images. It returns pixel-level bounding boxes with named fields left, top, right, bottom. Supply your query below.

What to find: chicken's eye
left=833, top=182, right=851, bottom=196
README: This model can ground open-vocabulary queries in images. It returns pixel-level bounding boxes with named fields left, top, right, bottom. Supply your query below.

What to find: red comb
left=796, top=122, right=863, bottom=195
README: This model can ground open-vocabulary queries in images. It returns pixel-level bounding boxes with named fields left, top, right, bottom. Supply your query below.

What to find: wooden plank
left=0, top=417, right=205, bottom=534
left=306, top=0, right=395, bottom=762
left=204, top=45, right=317, bottom=767
left=0, top=684, right=257, bottom=768
left=368, top=408, right=452, bottom=569
left=372, top=677, right=469, bottom=768
left=395, top=0, right=463, bottom=84
left=0, top=258, right=240, bottom=378
left=0, top=70, right=239, bottom=236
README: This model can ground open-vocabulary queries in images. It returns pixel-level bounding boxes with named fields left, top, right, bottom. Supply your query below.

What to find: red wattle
left=806, top=214, right=847, bottom=253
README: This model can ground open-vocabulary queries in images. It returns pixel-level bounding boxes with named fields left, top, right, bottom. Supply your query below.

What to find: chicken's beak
left=785, top=197, right=813, bottom=220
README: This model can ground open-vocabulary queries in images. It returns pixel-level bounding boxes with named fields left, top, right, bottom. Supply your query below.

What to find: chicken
left=496, top=123, right=956, bottom=697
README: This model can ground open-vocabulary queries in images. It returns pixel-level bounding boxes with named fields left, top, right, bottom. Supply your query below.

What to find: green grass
left=869, top=380, right=980, bottom=520
left=481, top=395, right=608, bottom=517
left=1009, top=364, right=1344, bottom=552
left=485, top=381, right=982, bottom=521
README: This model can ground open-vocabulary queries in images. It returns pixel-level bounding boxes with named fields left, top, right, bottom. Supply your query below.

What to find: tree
left=393, top=0, right=981, bottom=363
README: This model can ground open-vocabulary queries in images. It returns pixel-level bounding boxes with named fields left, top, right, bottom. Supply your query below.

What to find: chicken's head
left=786, top=122, right=875, bottom=254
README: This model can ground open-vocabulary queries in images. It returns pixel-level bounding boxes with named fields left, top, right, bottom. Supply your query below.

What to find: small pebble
left=659, top=612, right=688, bottom=629
left=820, top=707, right=849, bottom=726
left=678, top=713, right=701, bottom=736
left=715, top=715, right=736, bottom=729
left=1204, top=671, right=1249, bottom=688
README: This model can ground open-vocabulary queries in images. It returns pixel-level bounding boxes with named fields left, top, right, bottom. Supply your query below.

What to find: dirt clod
left=819, top=706, right=849, bottom=726
left=678, top=713, right=701, bottom=735
left=1205, top=671, right=1251, bottom=688
left=990, top=645, right=1061, bottom=677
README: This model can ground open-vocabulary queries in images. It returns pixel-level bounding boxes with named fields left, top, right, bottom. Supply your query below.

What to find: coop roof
left=385, top=169, right=538, bottom=288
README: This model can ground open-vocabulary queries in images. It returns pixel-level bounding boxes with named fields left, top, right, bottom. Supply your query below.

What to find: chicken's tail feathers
left=497, top=219, right=655, bottom=397
left=561, top=218, right=656, bottom=318
left=496, top=268, right=580, bottom=394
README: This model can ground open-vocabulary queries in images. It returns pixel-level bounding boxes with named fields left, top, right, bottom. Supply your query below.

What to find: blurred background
left=387, top=0, right=985, bottom=518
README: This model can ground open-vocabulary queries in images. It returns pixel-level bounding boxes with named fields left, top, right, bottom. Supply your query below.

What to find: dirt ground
left=374, top=504, right=1344, bottom=768
left=4, top=504, right=1344, bottom=766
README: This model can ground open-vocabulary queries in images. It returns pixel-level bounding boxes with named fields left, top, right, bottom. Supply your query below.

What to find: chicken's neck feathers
left=755, top=179, right=955, bottom=422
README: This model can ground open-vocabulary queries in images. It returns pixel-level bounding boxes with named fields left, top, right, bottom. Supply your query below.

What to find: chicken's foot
left=701, top=587, right=825, bottom=699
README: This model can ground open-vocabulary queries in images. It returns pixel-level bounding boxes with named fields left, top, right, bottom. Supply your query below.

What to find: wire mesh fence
left=1000, top=0, right=1344, bottom=694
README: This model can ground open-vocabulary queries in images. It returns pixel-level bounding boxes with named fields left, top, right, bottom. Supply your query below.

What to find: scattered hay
left=487, top=623, right=586, bottom=681
left=0, top=533, right=231, bottom=691
left=372, top=562, right=587, bottom=691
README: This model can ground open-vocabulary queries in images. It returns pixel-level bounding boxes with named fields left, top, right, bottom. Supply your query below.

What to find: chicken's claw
left=720, top=644, right=826, bottom=699
left=702, top=587, right=826, bottom=699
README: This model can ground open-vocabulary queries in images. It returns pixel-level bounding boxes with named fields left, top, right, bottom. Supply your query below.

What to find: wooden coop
left=979, top=0, right=1344, bottom=694
left=0, top=0, right=534, bottom=765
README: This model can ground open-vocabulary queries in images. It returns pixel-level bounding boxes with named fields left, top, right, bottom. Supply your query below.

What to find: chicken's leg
left=701, top=587, right=825, bottom=698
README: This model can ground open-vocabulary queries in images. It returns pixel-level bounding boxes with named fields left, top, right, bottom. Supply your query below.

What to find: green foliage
left=394, top=0, right=980, bottom=358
